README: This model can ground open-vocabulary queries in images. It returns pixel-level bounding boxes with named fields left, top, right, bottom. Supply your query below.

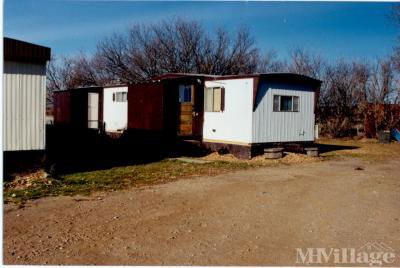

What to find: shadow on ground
left=4, top=126, right=360, bottom=178
left=316, top=143, right=359, bottom=154
left=3, top=126, right=210, bottom=179
left=43, top=126, right=209, bottom=175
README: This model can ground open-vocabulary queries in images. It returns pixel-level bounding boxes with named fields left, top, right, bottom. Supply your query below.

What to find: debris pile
left=5, top=170, right=51, bottom=190
left=202, top=151, right=321, bottom=164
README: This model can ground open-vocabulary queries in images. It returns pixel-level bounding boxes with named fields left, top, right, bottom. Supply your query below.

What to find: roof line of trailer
left=151, top=72, right=322, bottom=83
left=151, top=73, right=222, bottom=80
left=4, top=37, right=51, bottom=50
left=103, top=84, right=129, bottom=88
left=207, top=72, right=322, bottom=83
left=68, top=86, right=103, bottom=90
left=56, top=72, right=322, bottom=92
left=4, top=37, right=51, bottom=63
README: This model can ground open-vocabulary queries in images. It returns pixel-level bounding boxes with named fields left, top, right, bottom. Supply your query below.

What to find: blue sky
left=4, top=1, right=399, bottom=61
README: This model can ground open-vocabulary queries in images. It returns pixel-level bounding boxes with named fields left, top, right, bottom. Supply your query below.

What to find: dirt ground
left=4, top=156, right=400, bottom=265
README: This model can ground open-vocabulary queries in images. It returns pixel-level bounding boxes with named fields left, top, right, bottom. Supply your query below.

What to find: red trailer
left=53, top=87, right=104, bottom=129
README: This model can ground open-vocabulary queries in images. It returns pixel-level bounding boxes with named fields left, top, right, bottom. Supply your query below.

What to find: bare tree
left=318, top=60, right=371, bottom=137
left=369, top=59, right=396, bottom=103
left=96, top=33, right=136, bottom=83
left=364, top=59, right=400, bottom=136
left=46, top=53, right=111, bottom=106
left=256, top=49, right=286, bottom=73
left=94, top=19, right=262, bottom=81
left=46, top=55, right=74, bottom=105
left=288, top=48, right=325, bottom=79
left=47, top=18, right=264, bottom=105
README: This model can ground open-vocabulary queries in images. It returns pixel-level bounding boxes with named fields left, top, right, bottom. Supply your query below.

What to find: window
left=205, top=87, right=225, bottom=112
left=179, top=85, right=192, bottom=103
left=293, top=96, right=299, bottom=111
left=273, top=95, right=299, bottom=112
left=113, top=92, right=127, bottom=102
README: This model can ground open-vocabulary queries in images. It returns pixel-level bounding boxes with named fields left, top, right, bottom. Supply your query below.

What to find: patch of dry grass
left=318, top=138, right=400, bottom=161
left=3, top=160, right=254, bottom=203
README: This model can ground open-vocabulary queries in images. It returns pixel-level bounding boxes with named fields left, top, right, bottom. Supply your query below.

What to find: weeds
left=4, top=160, right=254, bottom=203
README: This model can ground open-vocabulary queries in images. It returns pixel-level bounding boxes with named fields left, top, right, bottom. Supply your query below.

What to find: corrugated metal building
left=3, top=37, right=51, bottom=151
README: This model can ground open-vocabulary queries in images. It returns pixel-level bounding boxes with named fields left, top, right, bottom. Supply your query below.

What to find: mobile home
left=54, top=85, right=128, bottom=133
left=202, top=73, right=321, bottom=158
left=127, top=73, right=321, bottom=158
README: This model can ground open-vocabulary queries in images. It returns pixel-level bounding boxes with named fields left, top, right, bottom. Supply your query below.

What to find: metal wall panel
left=252, top=81, right=315, bottom=143
left=3, top=60, right=46, bottom=151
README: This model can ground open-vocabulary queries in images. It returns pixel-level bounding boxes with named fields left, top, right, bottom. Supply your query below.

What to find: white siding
left=3, top=61, right=47, bottom=151
left=203, top=79, right=253, bottom=144
left=103, top=86, right=128, bottom=132
left=252, top=81, right=315, bottom=143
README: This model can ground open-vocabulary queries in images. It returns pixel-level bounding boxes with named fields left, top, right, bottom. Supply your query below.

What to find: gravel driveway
left=4, top=157, right=400, bottom=265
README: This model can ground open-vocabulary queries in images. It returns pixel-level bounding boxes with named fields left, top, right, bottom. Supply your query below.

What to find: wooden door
left=179, top=103, right=193, bottom=135
left=177, top=83, right=204, bottom=137
left=178, top=85, right=194, bottom=136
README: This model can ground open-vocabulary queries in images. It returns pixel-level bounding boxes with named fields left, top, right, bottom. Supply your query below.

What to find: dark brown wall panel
left=128, top=83, right=165, bottom=130
left=192, top=82, right=204, bottom=137
left=54, top=91, right=71, bottom=124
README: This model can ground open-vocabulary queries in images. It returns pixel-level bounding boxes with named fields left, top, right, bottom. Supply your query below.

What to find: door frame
left=87, top=92, right=99, bottom=129
left=175, top=81, right=204, bottom=138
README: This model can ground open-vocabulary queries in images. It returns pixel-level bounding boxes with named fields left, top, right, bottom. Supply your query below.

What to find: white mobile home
left=127, top=73, right=321, bottom=158
left=202, top=73, right=321, bottom=158
left=3, top=38, right=51, bottom=151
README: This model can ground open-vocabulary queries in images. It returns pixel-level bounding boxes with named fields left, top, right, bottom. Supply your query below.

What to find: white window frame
left=205, top=87, right=224, bottom=112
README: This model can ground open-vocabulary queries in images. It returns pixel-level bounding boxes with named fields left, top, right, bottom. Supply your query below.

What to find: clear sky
left=4, top=1, right=399, bottom=62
